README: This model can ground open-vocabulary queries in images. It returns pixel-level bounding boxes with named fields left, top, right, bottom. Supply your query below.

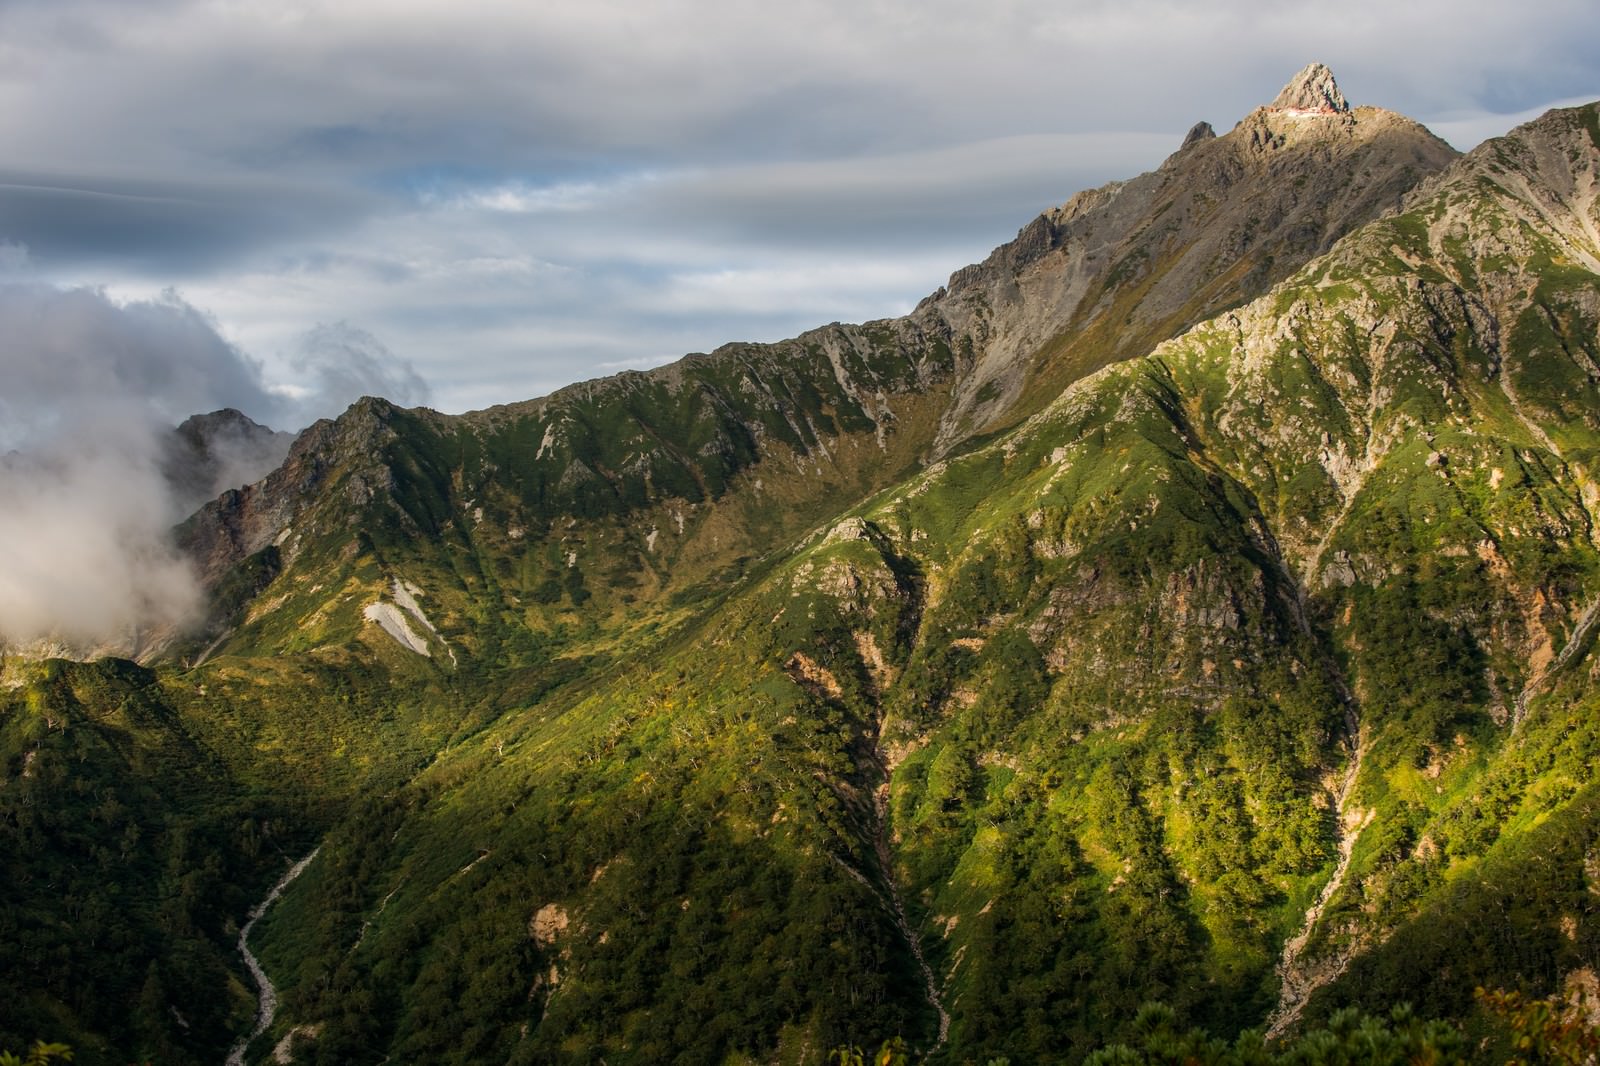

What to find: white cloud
left=642, top=261, right=937, bottom=318
left=0, top=426, right=203, bottom=650
left=293, top=320, right=431, bottom=421
left=427, top=176, right=653, bottom=215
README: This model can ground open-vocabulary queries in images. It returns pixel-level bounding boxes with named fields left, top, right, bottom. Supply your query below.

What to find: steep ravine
left=850, top=687, right=949, bottom=1054
left=225, top=848, right=321, bottom=1066
left=1225, top=471, right=1374, bottom=1040
left=871, top=778, right=950, bottom=1053
left=1264, top=735, right=1369, bottom=1039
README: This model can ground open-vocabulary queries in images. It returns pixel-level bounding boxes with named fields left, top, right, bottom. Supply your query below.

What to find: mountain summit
left=1270, top=61, right=1350, bottom=112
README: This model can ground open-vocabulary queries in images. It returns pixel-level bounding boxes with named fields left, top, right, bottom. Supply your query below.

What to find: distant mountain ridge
left=162, top=408, right=293, bottom=517
left=0, top=407, right=289, bottom=662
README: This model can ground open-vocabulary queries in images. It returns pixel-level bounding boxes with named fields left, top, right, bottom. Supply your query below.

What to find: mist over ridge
left=0, top=283, right=429, bottom=652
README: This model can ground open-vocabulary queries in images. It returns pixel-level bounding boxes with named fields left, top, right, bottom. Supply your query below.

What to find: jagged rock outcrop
left=1271, top=61, right=1350, bottom=113
left=178, top=397, right=409, bottom=585
left=1180, top=120, right=1217, bottom=150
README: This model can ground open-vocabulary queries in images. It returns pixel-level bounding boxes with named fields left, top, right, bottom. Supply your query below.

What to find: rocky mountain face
left=162, top=409, right=293, bottom=518
left=0, top=409, right=290, bottom=665
left=5, top=70, right=1600, bottom=1066
left=1272, top=61, right=1349, bottom=112
left=865, top=99, right=1600, bottom=1049
left=918, top=61, right=1456, bottom=448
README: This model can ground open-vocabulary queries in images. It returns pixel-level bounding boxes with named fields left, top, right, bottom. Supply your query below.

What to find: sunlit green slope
left=216, top=103, right=1600, bottom=1064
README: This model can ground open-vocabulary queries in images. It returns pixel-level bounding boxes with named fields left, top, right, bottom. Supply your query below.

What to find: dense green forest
left=9, top=994, right=1598, bottom=1066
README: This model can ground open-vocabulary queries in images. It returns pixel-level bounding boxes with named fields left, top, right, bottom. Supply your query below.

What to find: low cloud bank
left=1, top=412, right=204, bottom=653
left=0, top=283, right=428, bottom=652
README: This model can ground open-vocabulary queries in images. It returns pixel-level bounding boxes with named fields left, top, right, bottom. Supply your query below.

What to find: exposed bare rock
left=179, top=397, right=410, bottom=584
left=162, top=408, right=293, bottom=517
left=1271, top=62, right=1350, bottom=113
left=920, top=67, right=1455, bottom=451
left=785, top=651, right=844, bottom=701
left=1566, top=969, right=1600, bottom=1027
left=1403, top=100, right=1600, bottom=280
left=529, top=903, right=570, bottom=946
left=854, top=629, right=897, bottom=694
left=1180, top=120, right=1216, bottom=150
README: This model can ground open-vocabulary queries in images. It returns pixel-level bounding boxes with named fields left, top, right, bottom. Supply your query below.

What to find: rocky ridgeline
left=918, top=62, right=1453, bottom=448
left=175, top=65, right=1460, bottom=639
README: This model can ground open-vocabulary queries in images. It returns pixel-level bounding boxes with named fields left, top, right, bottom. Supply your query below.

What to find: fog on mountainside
left=0, top=285, right=427, bottom=654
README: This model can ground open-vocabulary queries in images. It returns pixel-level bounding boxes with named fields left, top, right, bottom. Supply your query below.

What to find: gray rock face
left=163, top=408, right=293, bottom=517
left=918, top=66, right=1455, bottom=450
left=1181, top=120, right=1216, bottom=149
left=179, top=397, right=402, bottom=585
left=1107, top=100, right=1600, bottom=582
left=1271, top=61, right=1350, bottom=112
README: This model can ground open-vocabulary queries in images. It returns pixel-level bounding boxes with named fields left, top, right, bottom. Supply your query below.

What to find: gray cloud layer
left=0, top=285, right=279, bottom=444
left=7, top=0, right=1595, bottom=174
left=1, top=0, right=1594, bottom=411
left=0, top=170, right=374, bottom=274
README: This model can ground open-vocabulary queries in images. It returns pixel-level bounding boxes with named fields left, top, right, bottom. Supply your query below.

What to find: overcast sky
left=1, top=0, right=1596, bottom=429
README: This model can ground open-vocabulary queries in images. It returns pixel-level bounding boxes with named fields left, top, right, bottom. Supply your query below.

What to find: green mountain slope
left=4, top=73, right=1598, bottom=1066
left=0, top=658, right=311, bottom=1062
left=211, top=100, right=1599, bottom=1065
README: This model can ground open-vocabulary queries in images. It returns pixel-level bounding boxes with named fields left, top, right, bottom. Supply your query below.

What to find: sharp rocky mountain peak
left=1270, top=60, right=1350, bottom=113
left=1179, top=119, right=1217, bottom=150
